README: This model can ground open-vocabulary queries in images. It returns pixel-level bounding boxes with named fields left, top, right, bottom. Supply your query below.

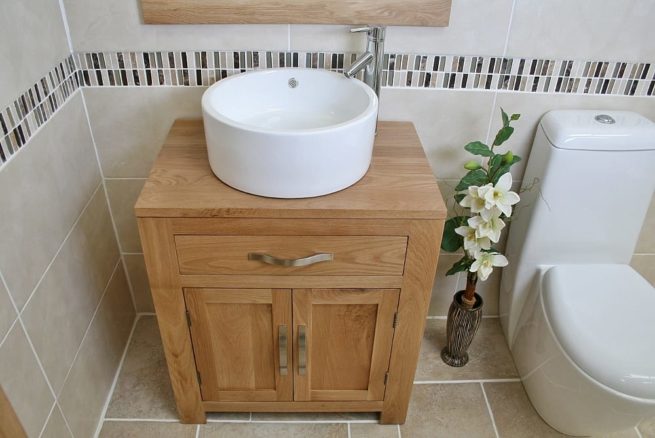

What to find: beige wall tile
left=385, top=0, right=513, bottom=55
left=379, top=88, right=496, bottom=180
left=99, top=421, right=197, bottom=438
left=42, top=405, right=73, bottom=438
left=106, top=316, right=180, bottom=420
left=507, top=0, right=655, bottom=62
left=59, top=266, right=135, bottom=438
left=429, top=254, right=464, bottom=316
left=492, top=93, right=655, bottom=181
left=124, top=254, right=154, bottom=313
left=22, top=186, right=120, bottom=393
left=636, top=195, right=655, bottom=254
left=63, top=0, right=288, bottom=51
left=0, top=278, right=16, bottom=342
left=201, top=423, right=348, bottom=438
left=350, top=423, right=399, bottom=438
left=84, top=87, right=205, bottom=178
left=631, top=255, right=655, bottom=286
left=0, top=95, right=101, bottom=309
left=0, top=0, right=70, bottom=107
left=106, top=179, right=146, bottom=253
left=0, top=324, right=54, bottom=437
left=400, top=383, right=495, bottom=437
left=290, top=25, right=362, bottom=52
left=416, top=319, right=517, bottom=381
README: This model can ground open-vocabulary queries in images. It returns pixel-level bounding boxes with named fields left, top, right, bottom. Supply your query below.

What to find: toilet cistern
left=344, top=26, right=386, bottom=99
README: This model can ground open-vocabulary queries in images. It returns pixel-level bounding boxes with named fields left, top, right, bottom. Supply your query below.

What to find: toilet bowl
left=498, top=110, right=655, bottom=435
left=512, top=264, right=655, bottom=436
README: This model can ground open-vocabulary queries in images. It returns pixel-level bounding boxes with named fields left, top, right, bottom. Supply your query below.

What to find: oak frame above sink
left=141, top=0, right=452, bottom=26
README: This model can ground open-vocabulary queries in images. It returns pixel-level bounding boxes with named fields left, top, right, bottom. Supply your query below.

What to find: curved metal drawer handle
left=248, top=252, right=334, bottom=267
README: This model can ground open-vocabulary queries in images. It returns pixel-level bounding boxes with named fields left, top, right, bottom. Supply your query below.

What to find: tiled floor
left=97, top=316, right=651, bottom=438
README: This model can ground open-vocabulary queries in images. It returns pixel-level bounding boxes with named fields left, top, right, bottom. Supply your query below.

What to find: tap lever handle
left=350, top=26, right=372, bottom=33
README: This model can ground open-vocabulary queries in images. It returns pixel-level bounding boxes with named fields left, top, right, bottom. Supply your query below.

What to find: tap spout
left=343, top=52, right=374, bottom=78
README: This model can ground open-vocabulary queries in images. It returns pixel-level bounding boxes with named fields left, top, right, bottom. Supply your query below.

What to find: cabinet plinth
left=136, top=120, right=446, bottom=424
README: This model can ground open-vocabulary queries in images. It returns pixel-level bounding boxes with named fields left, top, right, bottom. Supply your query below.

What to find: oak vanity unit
left=135, top=120, right=446, bottom=424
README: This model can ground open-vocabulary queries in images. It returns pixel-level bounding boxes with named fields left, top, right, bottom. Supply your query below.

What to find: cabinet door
left=293, top=289, right=400, bottom=402
left=184, top=288, right=293, bottom=402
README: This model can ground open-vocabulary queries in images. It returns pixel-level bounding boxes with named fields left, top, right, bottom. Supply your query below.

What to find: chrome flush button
left=288, top=78, right=298, bottom=88
left=595, top=114, right=616, bottom=124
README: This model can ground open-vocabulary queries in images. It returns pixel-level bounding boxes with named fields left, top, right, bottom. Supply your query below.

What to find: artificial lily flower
left=484, top=173, right=520, bottom=217
left=470, top=251, right=508, bottom=281
left=468, top=213, right=505, bottom=243
left=459, top=184, right=492, bottom=213
left=454, top=225, right=491, bottom=253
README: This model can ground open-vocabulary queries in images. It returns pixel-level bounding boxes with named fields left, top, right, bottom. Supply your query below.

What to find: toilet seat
left=541, top=264, right=655, bottom=400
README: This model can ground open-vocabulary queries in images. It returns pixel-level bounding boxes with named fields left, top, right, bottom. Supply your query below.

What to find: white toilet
left=499, top=110, right=655, bottom=436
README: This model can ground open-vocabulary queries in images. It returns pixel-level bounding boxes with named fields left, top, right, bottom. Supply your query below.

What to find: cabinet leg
left=380, top=405, right=408, bottom=425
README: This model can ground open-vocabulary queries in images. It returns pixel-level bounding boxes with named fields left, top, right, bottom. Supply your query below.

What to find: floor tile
left=350, top=423, right=399, bottom=438
left=639, top=417, right=655, bottom=437
left=99, top=421, right=197, bottom=438
left=415, top=318, right=518, bottom=381
left=105, top=316, right=177, bottom=419
left=400, top=383, right=495, bottom=438
left=251, top=411, right=377, bottom=422
left=201, top=422, right=347, bottom=437
left=484, top=382, right=641, bottom=438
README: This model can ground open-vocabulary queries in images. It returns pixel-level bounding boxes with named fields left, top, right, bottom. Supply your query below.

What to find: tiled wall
left=0, top=0, right=135, bottom=436
left=56, top=0, right=654, bottom=317
left=2, top=2, right=654, bottom=434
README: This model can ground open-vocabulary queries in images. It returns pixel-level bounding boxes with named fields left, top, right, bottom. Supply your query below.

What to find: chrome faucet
left=344, top=26, right=386, bottom=98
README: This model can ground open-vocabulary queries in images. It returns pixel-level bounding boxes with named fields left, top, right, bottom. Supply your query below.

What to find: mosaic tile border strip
left=0, top=55, right=79, bottom=166
left=74, top=50, right=655, bottom=97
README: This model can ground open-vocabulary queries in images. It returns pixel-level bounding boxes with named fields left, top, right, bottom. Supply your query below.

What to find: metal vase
left=441, top=290, right=483, bottom=367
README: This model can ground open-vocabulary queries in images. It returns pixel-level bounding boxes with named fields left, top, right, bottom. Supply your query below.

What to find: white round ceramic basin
left=201, top=68, right=378, bottom=198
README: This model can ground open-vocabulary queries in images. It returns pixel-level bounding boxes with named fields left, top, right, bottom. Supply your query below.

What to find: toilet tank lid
left=540, top=110, right=655, bottom=151
left=542, top=264, right=655, bottom=400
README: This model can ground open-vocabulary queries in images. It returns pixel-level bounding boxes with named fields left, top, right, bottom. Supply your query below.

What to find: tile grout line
left=635, top=426, right=644, bottom=438
left=16, top=181, right=104, bottom=319
left=195, top=424, right=200, bottom=438
left=397, top=423, right=402, bottom=438
left=37, top=401, right=57, bottom=438
left=55, top=260, right=122, bottom=399
left=78, top=89, right=139, bottom=312
left=93, top=313, right=141, bottom=438
left=414, top=378, right=521, bottom=384
left=347, top=422, right=351, bottom=438
left=480, top=382, right=501, bottom=438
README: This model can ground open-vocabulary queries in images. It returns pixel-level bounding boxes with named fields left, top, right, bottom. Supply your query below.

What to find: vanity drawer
left=174, top=235, right=407, bottom=276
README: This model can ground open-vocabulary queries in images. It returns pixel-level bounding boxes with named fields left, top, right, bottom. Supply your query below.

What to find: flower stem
left=463, top=271, right=478, bottom=308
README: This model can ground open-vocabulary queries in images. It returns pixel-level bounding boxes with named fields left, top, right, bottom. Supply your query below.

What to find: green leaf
left=501, top=108, right=509, bottom=127
left=441, top=216, right=467, bottom=252
left=493, top=126, right=515, bottom=147
left=464, top=141, right=493, bottom=157
left=454, top=193, right=465, bottom=203
left=446, top=256, right=472, bottom=276
left=510, top=113, right=521, bottom=121
left=491, top=155, right=522, bottom=184
left=455, top=169, right=488, bottom=191
left=488, top=154, right=504, bottom=177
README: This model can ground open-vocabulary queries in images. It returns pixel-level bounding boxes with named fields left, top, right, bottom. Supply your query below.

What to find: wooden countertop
left=135, top=120, right=446, bottom=219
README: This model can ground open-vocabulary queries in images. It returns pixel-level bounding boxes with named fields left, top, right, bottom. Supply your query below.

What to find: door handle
left=278, top=325, right=288, bottom=376
left=298, top=325, right=307, bottom=376
left=248, top=252, right=333, bottom=267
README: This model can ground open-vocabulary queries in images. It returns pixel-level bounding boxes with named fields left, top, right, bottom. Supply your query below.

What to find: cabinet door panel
left=184, top=288, right=293, bottom=402
left=293, top=289, right=399, bottom=402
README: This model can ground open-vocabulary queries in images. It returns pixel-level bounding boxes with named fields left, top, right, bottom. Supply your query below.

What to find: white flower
left=483, top=173, right=520, bottom=217
left=454, top=225, right=491, bottom=254
left=468, top=213, right=505, bottom=243
left=470, top=251, right=509, bottom=281
left=459, top=184, right=493, bottom=213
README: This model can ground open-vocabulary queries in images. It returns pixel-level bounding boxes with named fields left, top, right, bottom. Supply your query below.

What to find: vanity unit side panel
left=381, top=219, right=443, bottom=424
left=137, top=217, right=206, bottom=423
